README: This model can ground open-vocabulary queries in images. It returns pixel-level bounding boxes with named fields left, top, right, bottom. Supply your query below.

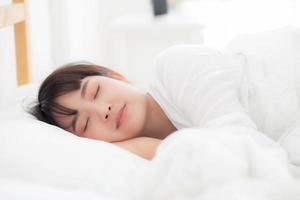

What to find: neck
left=141, top=93, right=177, bottom=139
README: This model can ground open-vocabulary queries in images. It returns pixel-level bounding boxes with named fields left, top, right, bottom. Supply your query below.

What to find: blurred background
left=0, top=0, right=300, bottom=100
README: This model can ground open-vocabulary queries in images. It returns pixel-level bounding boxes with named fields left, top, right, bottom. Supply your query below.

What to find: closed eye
left=94, top=85, right=100, bottom=99
left=84, top=117, right=90, bottom=132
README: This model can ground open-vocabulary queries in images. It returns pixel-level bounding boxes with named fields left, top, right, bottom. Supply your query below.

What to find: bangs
left=43, top=75, right=82, bottom=99
left=50, top=101, right=77, bottom=117
left=38, top=100, right=77, bottom=127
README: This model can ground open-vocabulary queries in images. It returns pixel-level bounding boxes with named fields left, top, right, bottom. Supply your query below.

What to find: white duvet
left=136, top=127, right=300, bottom=200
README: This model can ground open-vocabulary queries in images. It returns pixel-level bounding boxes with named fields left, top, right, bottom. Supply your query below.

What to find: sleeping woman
left=30, top=45, right=260, bottom=160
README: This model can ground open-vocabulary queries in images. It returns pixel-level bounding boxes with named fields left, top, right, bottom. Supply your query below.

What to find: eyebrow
left=81, top=80, right=89, bottom=98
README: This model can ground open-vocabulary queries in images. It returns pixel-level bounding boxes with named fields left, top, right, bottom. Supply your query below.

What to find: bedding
left=225, top=26, right=300, bottom=138
left=225, top=26, right=300, bottom=168
left=136, top=127, right=300, bottom=200
left=2, top=111, right=300, bottom=199
left=1, top=26, right=300, bottom=199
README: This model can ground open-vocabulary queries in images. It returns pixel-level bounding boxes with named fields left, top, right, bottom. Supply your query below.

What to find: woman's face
left=54, top=75, right=148, bottom=142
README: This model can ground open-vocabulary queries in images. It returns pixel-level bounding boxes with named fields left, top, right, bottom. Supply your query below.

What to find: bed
left=1, top=1, right=300, bottom=199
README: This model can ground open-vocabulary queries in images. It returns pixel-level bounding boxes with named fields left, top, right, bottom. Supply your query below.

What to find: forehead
left=81, top=75, right=112, bottom=86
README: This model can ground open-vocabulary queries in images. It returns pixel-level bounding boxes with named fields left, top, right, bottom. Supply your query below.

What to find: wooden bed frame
left=0, top=0, right=30, bottom=85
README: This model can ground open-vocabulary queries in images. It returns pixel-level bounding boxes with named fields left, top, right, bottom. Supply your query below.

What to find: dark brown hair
left=30, top=62, right=126, bottom=128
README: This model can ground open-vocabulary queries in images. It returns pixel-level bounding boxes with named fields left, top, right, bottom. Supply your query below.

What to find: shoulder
left=153, top=44, right=225, bottom=79
left=151, top=44, right=228, bottom=91
left=154, top=44, right=222, bottom=69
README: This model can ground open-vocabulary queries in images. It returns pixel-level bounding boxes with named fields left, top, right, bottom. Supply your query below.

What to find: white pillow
left=0, top=84, right=147, bottom=198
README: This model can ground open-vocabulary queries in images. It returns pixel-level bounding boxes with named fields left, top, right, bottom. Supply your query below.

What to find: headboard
left=0, top=0, right=30, bottom=86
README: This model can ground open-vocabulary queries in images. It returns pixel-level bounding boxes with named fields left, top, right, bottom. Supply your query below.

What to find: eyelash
left=93, top=85, right=100, bottom=99
left=83, top=85, right=100, bottom=132
left=84, top=85, right=99, bottom=132
left=84, top=117, right=90, bottom=132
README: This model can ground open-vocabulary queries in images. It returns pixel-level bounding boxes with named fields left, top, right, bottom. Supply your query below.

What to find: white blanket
left=135, top=127, right=300, bottom=200
left=225, top=26, right=300, bottom=168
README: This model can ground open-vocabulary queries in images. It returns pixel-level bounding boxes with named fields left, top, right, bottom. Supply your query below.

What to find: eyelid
left=94, top=85, right=100, bottom=99
left=83, top=117, right=90, bottom=132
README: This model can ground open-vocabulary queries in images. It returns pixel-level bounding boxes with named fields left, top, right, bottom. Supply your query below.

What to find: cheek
left=85, top=126, right=109, bottom=141
left=125, top=101, right=147, bottom=135
left=85, top=125, right=123, bottom=142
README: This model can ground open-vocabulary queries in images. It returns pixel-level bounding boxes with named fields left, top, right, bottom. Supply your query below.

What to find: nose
left=89, top=103, right=112, bottom=122
left=103, top=105, right=112, bottom=121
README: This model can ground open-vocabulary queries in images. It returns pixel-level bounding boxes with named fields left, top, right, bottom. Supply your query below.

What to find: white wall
left=27, top=0, right=53, bottom=83
left=180, top=0, right=300, bottom=48
left=49, top=0, right=152, bottom=69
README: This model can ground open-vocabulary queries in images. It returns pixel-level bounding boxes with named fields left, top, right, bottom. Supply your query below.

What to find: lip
left=116, top=104, right=126, bottom=129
